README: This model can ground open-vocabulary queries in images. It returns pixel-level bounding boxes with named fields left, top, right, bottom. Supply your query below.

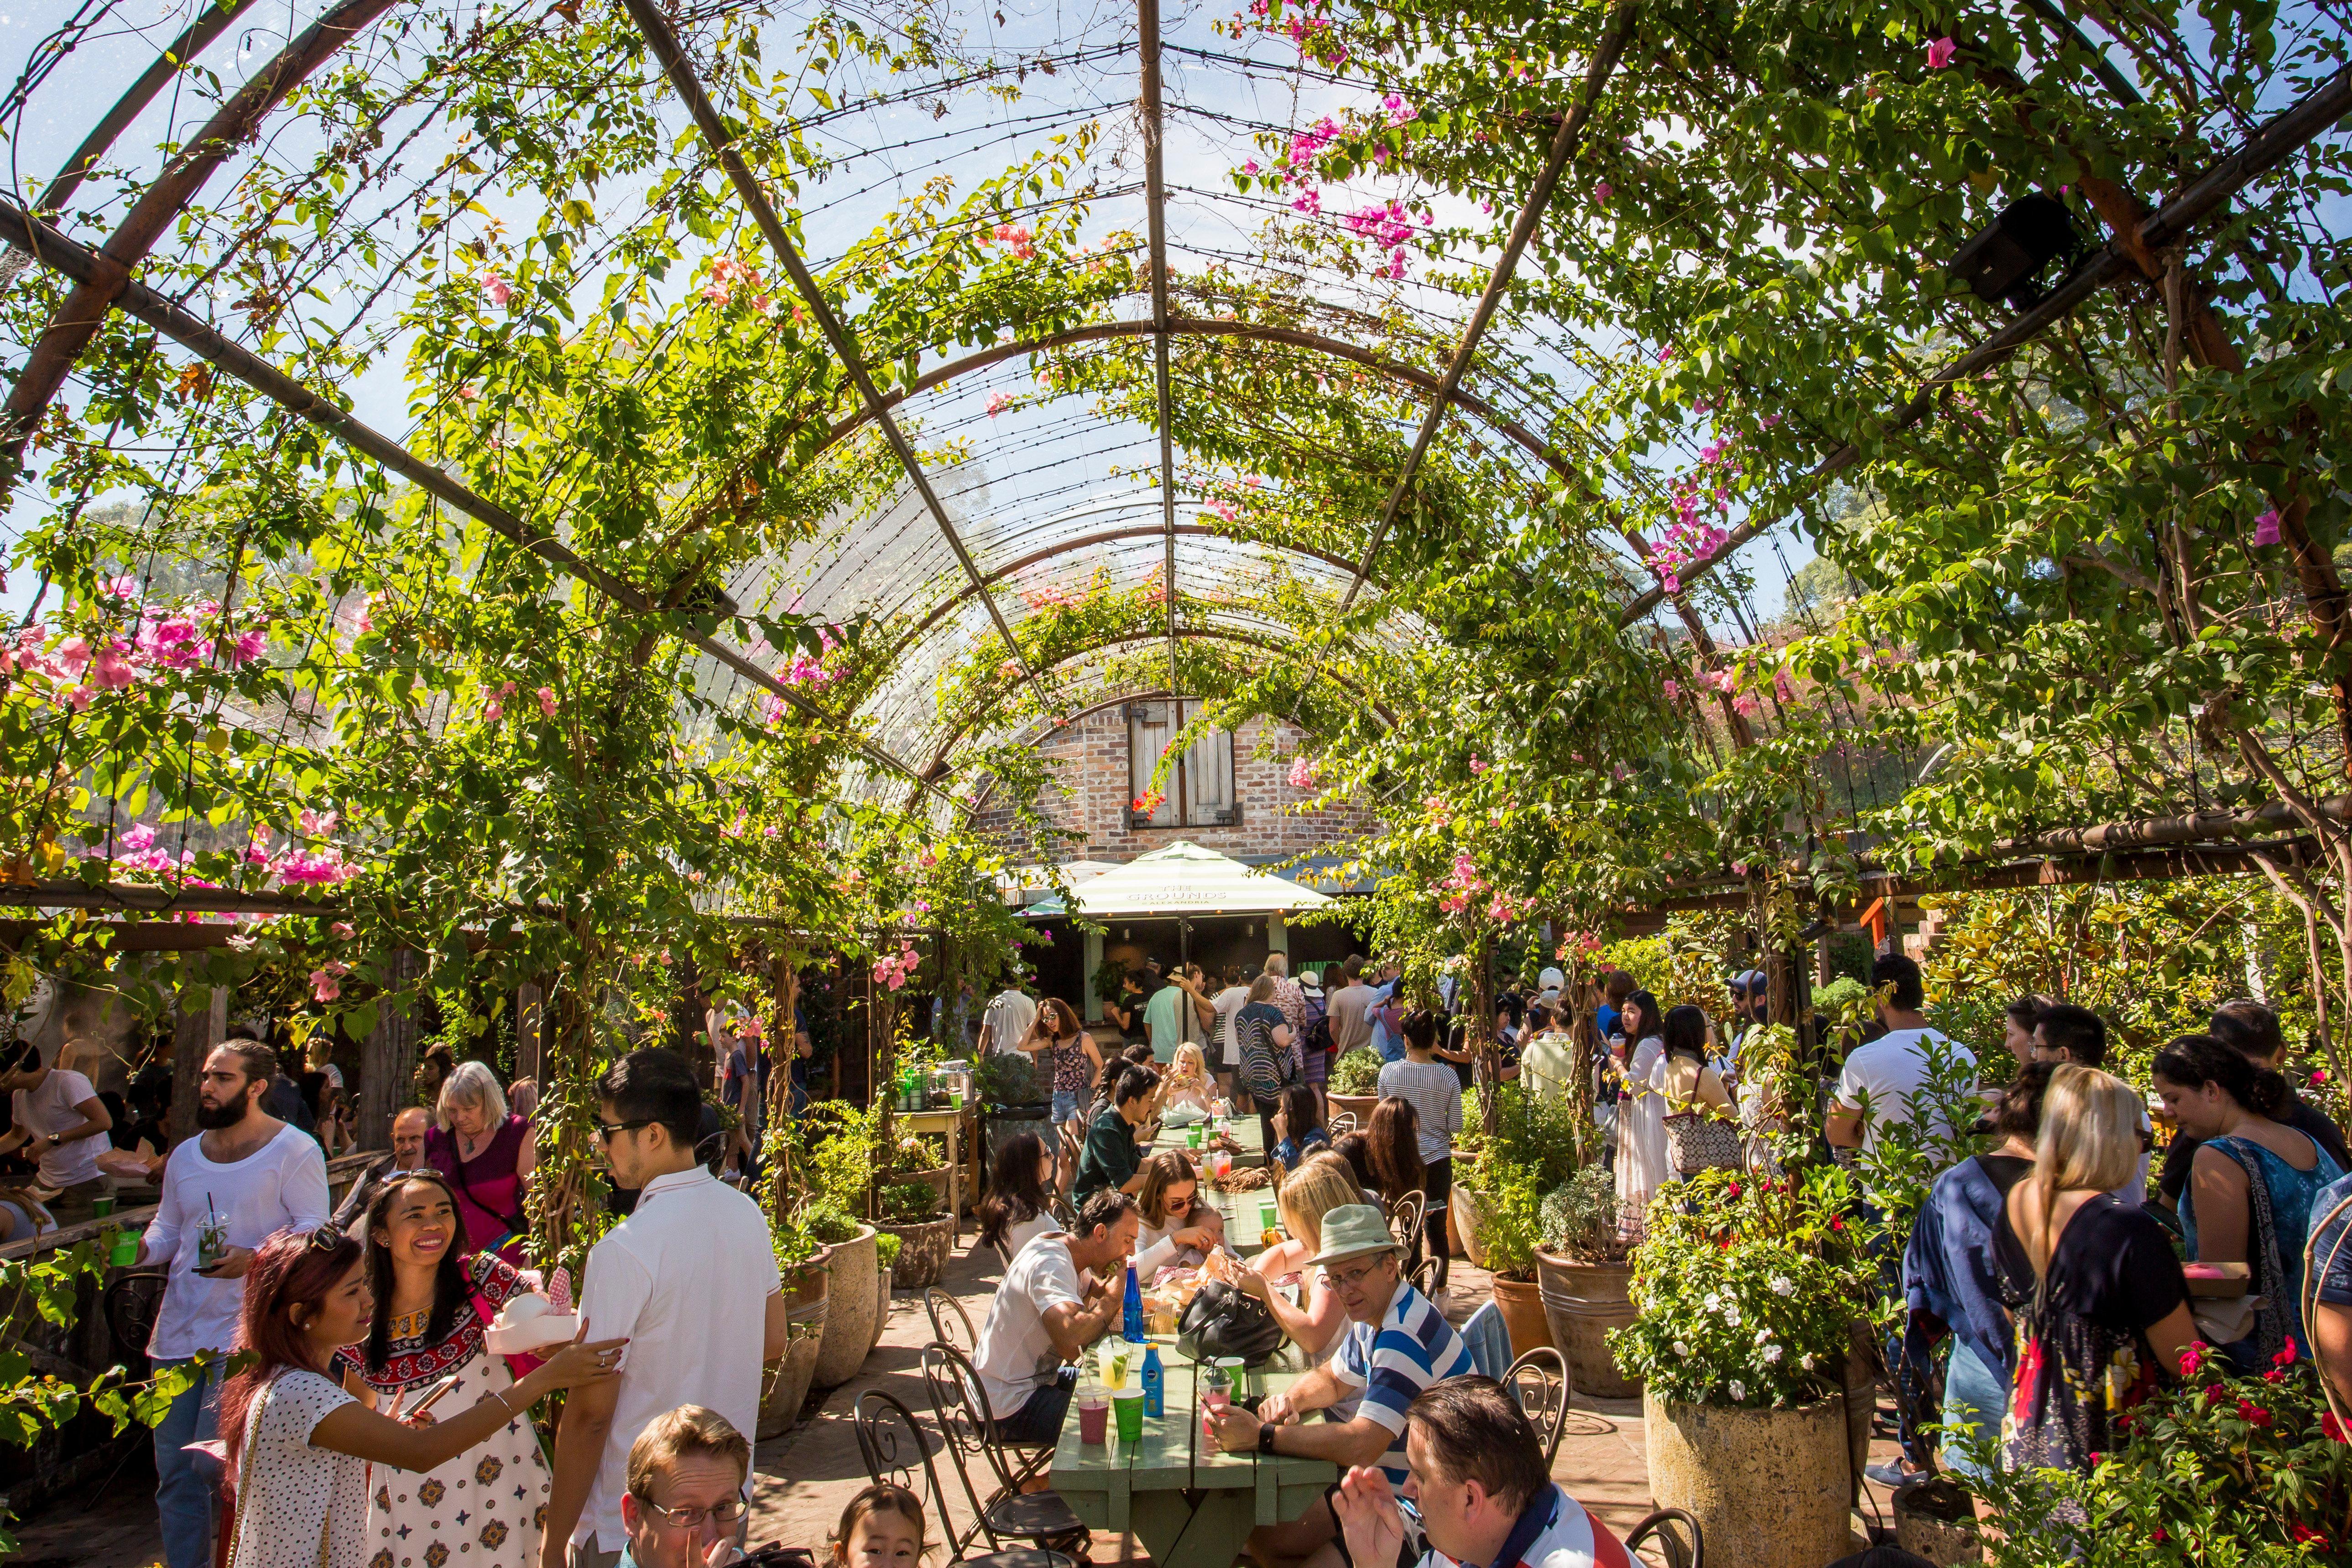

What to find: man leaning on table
left=970, top=1190, right=1141, bottom=1443
left=1206, top=1204, right=1473, bottom=1568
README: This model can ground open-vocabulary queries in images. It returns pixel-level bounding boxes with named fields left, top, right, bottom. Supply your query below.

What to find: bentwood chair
left=1624, top=1508, right=1703, bottom=1568
left=926, top=1286, right=980, bottom=1358
left=1387, top=1189, right=1427, bottom=1253
left=853, top=1389, right=1079, bottom=1568
left=1326, top=1111, right=1358, bottom=1137
left=1047, top=1193, right=1078, bottom=1231
left=1504, top=1346, right=1573, bottom=1466
left=918, top=1342, right=1086, bottom=1554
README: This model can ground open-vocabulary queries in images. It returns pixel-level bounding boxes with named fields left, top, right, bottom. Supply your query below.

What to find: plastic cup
left=1186, top=1127, right=1202, bottom=1149
left=89, top=1195, right=115, bottom=1218
left=1077, top=1393, right=1109, bottom=1445
left=1112, top=1386, right=1145, bottom=1443
left=950, top=1090, right=965, bottom=1110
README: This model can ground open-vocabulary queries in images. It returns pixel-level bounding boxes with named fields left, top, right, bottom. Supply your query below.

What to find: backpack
left=1303, top=1009, right=1334, bottom=1063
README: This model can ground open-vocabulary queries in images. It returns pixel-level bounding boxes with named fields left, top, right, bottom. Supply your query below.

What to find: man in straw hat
left=1207, top=1204, right=1472, bottom=1568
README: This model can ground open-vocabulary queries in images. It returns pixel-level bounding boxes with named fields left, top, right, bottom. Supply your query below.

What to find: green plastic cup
left=1112, top=1386, right=1145, bottom=1443
left=89, top=1195, right=115, bottom=1219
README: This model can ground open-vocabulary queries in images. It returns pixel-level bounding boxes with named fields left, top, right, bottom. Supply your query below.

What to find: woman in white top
left=1132, top=1151, right=1228, bottom=1276
left=1161, top=1043, right=1217, bottom=1118
left=1238, top=1154, right=1359, bottom=1360
left=976, top=1131, right=1063, bottom=1262
left=215, top=1226, right=622, bottom=1568
left=1614, top=990, right=1672, bottom=1231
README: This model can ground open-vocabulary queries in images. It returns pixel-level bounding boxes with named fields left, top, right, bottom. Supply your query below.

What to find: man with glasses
left=617, top=1405, right=752, bottom=1568
left=1206, top=1204, right=1473, bottom=1568
left=329, top=1104, right=431, bottom=1231
left=542, top=1049, right=787, bottom=1568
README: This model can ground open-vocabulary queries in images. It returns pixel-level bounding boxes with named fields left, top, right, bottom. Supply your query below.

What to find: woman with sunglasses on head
left=344, top=1169, right=555, bottom=1568
left=216, top=1226, right=622, bottom=1568
left=1020, top=998, right=1105, bottom=1153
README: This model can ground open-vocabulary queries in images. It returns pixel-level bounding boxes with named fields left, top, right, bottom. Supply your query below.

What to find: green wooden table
left=1049, top=1335, right=1335, bottom=1568
left=1149, top=1114, right=1266, bottom=1167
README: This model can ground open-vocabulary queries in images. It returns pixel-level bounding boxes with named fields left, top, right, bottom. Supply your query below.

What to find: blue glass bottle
left=1122, top=1261, right=1145, bottom=1341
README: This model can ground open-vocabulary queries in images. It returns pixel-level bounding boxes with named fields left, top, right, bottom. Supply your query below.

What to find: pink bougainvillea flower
left=986, top=391, right=1012, bottom=417
left=88, top=641, right=136, bottom=690
left=309, top=962, right=349, bottom=1003
left=1925, top=36, right=1957, bottom=68
left=1773, top=669, right=1796, bottom=703
left=331, top=921, right=355, bottom=938
left=456, top=382, right=480, bottom=401
left=1593, top=181, right=1611, bottom=203
left=1662, top=678, right=1680, bottom=700
left=483, top=698, right=504, bottom=722
left=537, top=686, right=558, bottom=716
left=1206, top=499, right=1238, bottom=522
left=1243, top=158, right=1261, bottom=174
left=1292, top=188, right=1322, bottom=216
left=1286, top=756, right=1318, bottom=789
left=1383, top=248, right=1407, bottom=281
left=479, top=270, right=513, bottom=307
left=2253, top=509, right=2282, bottom=546
left=1469, top=756, right=1488, bottom=774
left=1381, top=92, right=1417, bottom=127
left=98, top=574, right=140, bottom=601
left=52, top=636, right=93, bottom=679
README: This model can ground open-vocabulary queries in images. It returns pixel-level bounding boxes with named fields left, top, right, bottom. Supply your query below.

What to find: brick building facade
left=969, top=704, right=1381, bottom=863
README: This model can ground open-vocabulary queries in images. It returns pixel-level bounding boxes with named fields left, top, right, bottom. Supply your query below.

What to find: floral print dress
left=345, top=1254, right=549, bottom=1568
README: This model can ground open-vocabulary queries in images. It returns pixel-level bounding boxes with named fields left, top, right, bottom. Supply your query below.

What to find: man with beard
left=137, top=1037, right=332, bottom=1568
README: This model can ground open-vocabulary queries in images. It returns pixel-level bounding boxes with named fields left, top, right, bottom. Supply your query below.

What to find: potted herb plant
left=1327, top=1048, right=1383, bottom=1127
left=1533, top=1168, right=1641, bottom=1399
left=874, top=1178, right=954, bottom=1290
left=1471, top=1162, right=1554, bottom=1357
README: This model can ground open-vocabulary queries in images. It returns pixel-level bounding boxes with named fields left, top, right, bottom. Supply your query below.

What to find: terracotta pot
left=1535, top=1250, right=1640, bottom=1399
left=1644, top=1388, right=1854, bottom=1568
left=813, top=1225, right=880, bottom=1386
left=899, top=1163, right=953, bottom=1213
left=869, top=1266, right=893, bottom=1353
left=1450, top=1180, right=1488, bottom=1268
left=757, top=1326, right=822, bottom=1439
left=877, top=1215, right=955, bottom=1291
left=1326, top=1092, right=1379, bottom=1130
left=1490, top=1274, right=1553, bottom=1360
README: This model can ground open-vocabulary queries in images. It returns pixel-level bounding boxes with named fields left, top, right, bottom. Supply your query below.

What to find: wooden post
left=515, top=982, right=544, bottom=1084
left=169, top=985, right=226, bottom=1149
left=358, top=948, right=420, bottom=1151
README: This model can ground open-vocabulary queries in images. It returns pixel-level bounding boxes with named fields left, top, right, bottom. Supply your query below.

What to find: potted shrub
left=1533, top=1167, right=1641, bottom=1399
left=1610, top=1174, right=1870, bottom=1568
left=890, top=1130, right=955, bottom=1214
left=1327, top=1048, right=1383, bottom=1127
left=875, top=1178, right=955, bottom=1290
left=761, top=1218, right=832, bottom=1438
left=1469, top=1162, right=1553, bottom=1357
left=804, top=1201, right=882, bottom=1386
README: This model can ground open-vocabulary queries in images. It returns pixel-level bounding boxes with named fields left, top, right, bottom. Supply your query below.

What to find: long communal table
left=1048, top=1334, right=1335, bottom=1568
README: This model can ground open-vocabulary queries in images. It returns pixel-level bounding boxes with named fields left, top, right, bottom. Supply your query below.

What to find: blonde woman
left=1238, top=1154, right=1360, bottom=1360
left=2002, top=1063, right=2196, bottom=1479
left=1163, top=1043, right=1216, bottom=1116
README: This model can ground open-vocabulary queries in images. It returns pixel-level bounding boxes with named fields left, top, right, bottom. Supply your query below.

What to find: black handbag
left=1176, top=1279, right=1285, bottom=1365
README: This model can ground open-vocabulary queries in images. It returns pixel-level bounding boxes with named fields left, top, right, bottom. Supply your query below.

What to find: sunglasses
left=634, top=1491, right=750, bottom=1532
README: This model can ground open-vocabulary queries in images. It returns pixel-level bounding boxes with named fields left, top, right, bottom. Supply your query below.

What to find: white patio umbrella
left=1044, top=840, right=1335, bottom=917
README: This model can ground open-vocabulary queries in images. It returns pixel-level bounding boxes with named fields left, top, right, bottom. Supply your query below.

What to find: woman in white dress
left=1614, top=990, right=1671, bottom=1233
left=345, top=1170, right=552, bottom=1568
left=1161, top=1044, right=1217, bottom=1118
left=215, top=1226, right=622, bottom=1568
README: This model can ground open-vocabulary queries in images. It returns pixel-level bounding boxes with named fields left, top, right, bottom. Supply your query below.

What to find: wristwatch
left=44, top=1132, right=60, bottom=1147
left=1257, top=1422, right=1280, bottom=1456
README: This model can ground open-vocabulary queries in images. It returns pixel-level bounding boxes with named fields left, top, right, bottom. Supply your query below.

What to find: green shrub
left=975, top=1051, right=1042, bottom=1106
left=1480, top=1084, right=1589, bottom=1192
left=875, top=1231, right=903, bottom=1272
left=1330, top=1048, right=1383, bottom=1095
left=1471, top=1162, right=1545, bottom=1281
left=878, top=1180, right=942, bottom=1223
left=801, top=1201, right=861, bottom=1245
left=1537, top=1167, right=1632, bottom=1264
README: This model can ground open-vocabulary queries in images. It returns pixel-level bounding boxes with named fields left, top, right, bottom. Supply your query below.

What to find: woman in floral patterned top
left=342, top=1170, right=552, bottom=1568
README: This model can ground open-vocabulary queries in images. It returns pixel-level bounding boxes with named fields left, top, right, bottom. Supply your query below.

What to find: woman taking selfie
left=1132, top=1150, right=1228, bottom=1274
left=216, top=1227, right=622, bottom=1568
left=346, top=1170, right=554, bottom=1568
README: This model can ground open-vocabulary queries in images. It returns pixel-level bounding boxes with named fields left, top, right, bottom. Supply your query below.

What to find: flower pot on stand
left=1451, top=1181, right=1488, bottom=1268
left=1643, top=1389, right=1853, bottom=1568
left=1535, top=1250, right=1640, bottom=1399
left=813, top=1226, right=880, bottom=1386
left=1490, top=1274, right=1554, bottom=1360
left=902, top=1163, right=953, bottom=1215
left=877, top=1215, right=955, bottom=1291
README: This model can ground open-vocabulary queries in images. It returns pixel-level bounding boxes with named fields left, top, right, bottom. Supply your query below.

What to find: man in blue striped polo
left=1206, top=1204, right=1473, bottom=1568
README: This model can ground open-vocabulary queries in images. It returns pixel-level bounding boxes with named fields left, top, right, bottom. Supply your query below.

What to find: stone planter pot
left=869, top=1265, right=894, bottom=1354
left=784, top=1243, right=834, bottom=1335
left=1326, top=1092, right=1378, bottom=1130
left=1535, top=1250, right=1639, bottom=1399
left=900, top=1163, right=954, bottom=1214
left=1450, top=1180, right=1489, bottom=1268
left=1490, top=1274, right=1553, bottom=1360
left=1893, top=1478, right=1982, bottom=1567
left=813, top=1225, right=880, bottom=1386
left=1644, top=1388, right=1853, bottom=1568
left=757, top=1326, right=823, bottom=1439
left=877, top=1215, right=955, bottom=1291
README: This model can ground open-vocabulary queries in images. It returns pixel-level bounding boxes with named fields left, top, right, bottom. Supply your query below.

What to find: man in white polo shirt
left=542, top=1049, right=786, bottom=1568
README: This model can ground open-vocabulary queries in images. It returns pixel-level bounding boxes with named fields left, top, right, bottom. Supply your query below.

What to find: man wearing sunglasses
left=618, top=1405, right=753, bottom=1568
left=543, top=1050, right=787, bottom=1568
left=1206, top=1204, right=1472, bottom=1568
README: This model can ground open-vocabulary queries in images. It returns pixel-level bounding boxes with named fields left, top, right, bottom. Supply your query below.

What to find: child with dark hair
left=1271, top=1082, right=1328, bottom=1171
left=2155, top=1034, right=2346, bottom=1370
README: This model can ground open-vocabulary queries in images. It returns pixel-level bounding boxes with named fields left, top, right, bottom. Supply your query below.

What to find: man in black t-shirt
left=2156, top=999, right=2352, bottom=1208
